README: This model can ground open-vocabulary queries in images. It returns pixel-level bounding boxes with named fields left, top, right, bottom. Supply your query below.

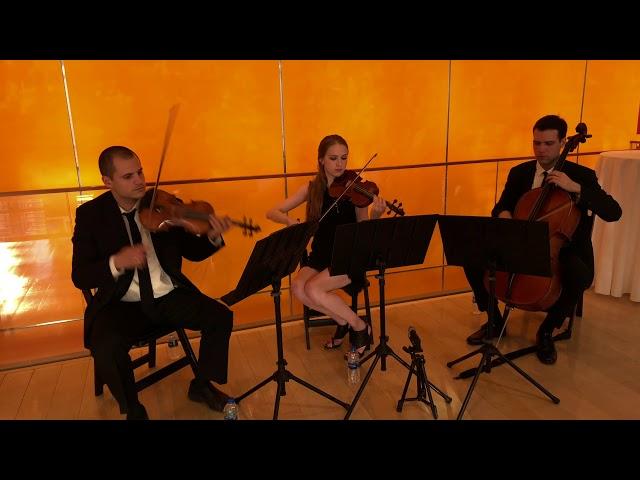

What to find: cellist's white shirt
left=533, top=163, right=553, bottom=189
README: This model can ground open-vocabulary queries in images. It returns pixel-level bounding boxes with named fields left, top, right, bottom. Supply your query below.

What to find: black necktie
left=123, top=209, right=155, bottom=315
left=542, top=171, right=548, bottom=186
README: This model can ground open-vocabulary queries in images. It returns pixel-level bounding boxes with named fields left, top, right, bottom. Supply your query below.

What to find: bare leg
left=305, top=269, right=370, bottom=351
left=291, top=267, right=336, bottom=318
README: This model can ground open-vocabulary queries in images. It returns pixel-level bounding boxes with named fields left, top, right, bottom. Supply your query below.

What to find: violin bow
left=318, top=152, right=378, bottom=224
left=149, top=104, right=180, bottom=215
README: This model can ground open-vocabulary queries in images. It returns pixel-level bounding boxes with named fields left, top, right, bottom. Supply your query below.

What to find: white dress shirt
left=532, top=162, right=553, bottom=189
left=108, top=201, right=176, bottom=301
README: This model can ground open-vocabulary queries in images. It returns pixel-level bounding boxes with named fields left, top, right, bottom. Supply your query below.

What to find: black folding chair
left=81, top=289, right=199, bottom=401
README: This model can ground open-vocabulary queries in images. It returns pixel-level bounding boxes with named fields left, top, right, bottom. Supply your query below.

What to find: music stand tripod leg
left=396, top=358, right=418, bottom=413
left=235, top=279, right=350, bottom=419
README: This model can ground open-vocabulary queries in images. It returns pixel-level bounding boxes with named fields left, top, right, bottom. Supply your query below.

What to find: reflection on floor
left=1, top=290, right=638, bottom=420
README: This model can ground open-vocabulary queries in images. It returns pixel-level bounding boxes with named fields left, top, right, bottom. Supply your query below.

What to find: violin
left=139, top=188, right=261, bottom=237
left=328, top=169, right=405, bottom=216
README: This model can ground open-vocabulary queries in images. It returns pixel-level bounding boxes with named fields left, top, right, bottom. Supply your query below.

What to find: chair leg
left=148, top=339, right=157, bottom=368
left=93, top=362, right=104, bottom=397
left=576, top=292, right=584, bottom=317
left=176, top=328, right=199, bottom=375
left=363, top=283, right=373, bottom=339
left=566, top=308, right=575, bottom=337
left=303, top=306, right=311, bottom=350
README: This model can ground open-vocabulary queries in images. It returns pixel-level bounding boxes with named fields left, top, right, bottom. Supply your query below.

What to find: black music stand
left=439, top=215, right=560, bottom=420
left=221, top=221, right=350, bottom=419
left=330, top=215, right=450, bottom=419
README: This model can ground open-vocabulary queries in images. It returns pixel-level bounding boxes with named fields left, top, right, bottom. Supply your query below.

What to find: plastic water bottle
left=223, top=398, right=238, bottom=420
left=346, top=348, right=360, bottom=385
left=167, top=333, right=181, bottom=360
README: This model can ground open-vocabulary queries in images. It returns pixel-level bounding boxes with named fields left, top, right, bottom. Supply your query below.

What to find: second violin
left=329, top=170, right=405, bottom=216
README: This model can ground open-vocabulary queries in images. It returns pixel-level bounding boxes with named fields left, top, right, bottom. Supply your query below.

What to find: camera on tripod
left=407, top=325, right=423, bottom=353
left=397, top=325, right=452, bottom=418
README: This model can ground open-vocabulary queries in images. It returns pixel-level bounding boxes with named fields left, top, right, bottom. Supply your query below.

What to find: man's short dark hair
left=533, top=115, right=568, bottom=140
left=98, top=146, right=138, bottom=178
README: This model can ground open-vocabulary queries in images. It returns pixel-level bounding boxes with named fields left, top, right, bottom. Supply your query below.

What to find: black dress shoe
left=536, top=330, right=557, bottom=364
left=188, top=379, right=231, bottom=412
left=126, top=402, right=149, bottom=420
left=466, top=321, right=507, bottom=345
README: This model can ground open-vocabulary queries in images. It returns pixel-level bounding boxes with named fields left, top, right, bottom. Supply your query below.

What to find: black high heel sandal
left=350, top=324, right=372, bottom=358
left=323, top=323, right=350, bottom=350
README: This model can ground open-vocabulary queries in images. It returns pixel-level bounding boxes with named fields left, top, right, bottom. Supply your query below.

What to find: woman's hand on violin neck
left=113, top=244, right=148, bottom=270
left=546, top=171, right=581, bottom=193
left=207, top=214, right=233, bottom=241
left=370, top=195, right=386, bottom=219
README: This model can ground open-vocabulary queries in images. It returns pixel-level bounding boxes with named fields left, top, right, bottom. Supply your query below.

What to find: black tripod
left=447, top=261, right=559, bottom=419
left=439, top=215, right=560, bottom=420
left=328, top=215, right=443, bottom=419
left=454, top=297, right=581, bottom=380
left=234, top=277, right=349, bottom=418
left=397, top=328, right=452, bottom=419
left=222, top=222, right=349, bottom=419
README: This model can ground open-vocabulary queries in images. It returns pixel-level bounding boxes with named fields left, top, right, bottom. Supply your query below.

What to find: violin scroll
left=232, top=216, right=261, bottom=237
left=387, top=199, right=404, bottom=217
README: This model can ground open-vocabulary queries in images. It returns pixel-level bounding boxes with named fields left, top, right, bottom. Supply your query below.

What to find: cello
left=486, top=122, right=591, bottom=311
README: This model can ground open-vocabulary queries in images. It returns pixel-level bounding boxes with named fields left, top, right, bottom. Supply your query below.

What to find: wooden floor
left=1, top=290, right=638, bottom=420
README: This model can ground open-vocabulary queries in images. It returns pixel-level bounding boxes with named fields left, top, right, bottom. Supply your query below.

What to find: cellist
left=464, top=115, right=621, bottom=364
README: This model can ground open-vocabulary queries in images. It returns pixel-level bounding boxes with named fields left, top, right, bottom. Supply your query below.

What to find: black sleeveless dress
left=306, top=188, right=365, bottom=291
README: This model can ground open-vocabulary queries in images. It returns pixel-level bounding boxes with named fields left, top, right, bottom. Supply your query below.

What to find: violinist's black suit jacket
left=71, top=190, right=222, bottom=348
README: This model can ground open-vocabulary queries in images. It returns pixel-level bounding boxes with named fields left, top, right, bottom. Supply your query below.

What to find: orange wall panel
left=281, top=60, right=449, bottom=172
left=582, top=60, right=640, bottom=152
left=364, top=167, right=444, bottom=267
left=448, top=60, right=585, bottom=162
left=0, top=61, right=75, bottom=192
left=443, top=265, right=471, bottom=292
left=446, top=162, right=497, bottom=216
left=64, top=60, right=283, bottom=187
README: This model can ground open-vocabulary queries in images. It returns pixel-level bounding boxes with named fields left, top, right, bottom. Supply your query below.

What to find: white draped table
left=591, top=150, right=640, bottom=302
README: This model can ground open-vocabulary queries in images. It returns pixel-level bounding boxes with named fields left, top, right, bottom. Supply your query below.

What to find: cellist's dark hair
left=533, top=115, right=567, bottom=140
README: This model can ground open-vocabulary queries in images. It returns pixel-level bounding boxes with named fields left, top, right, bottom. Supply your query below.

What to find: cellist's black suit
left=465, top=159, right=621, bottom=333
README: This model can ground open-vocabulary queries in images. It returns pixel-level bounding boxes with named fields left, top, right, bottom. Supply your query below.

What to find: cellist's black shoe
left=536, top=330, right=557, bottom=365
left=466, top=323, right=506, bottom=345
left=126, top=402, right=149, bottom=420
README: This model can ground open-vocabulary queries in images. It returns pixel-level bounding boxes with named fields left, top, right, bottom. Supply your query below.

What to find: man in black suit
left=464, top=115, right=622, bottom=364
left=72, top=146, right=234, bottom=419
